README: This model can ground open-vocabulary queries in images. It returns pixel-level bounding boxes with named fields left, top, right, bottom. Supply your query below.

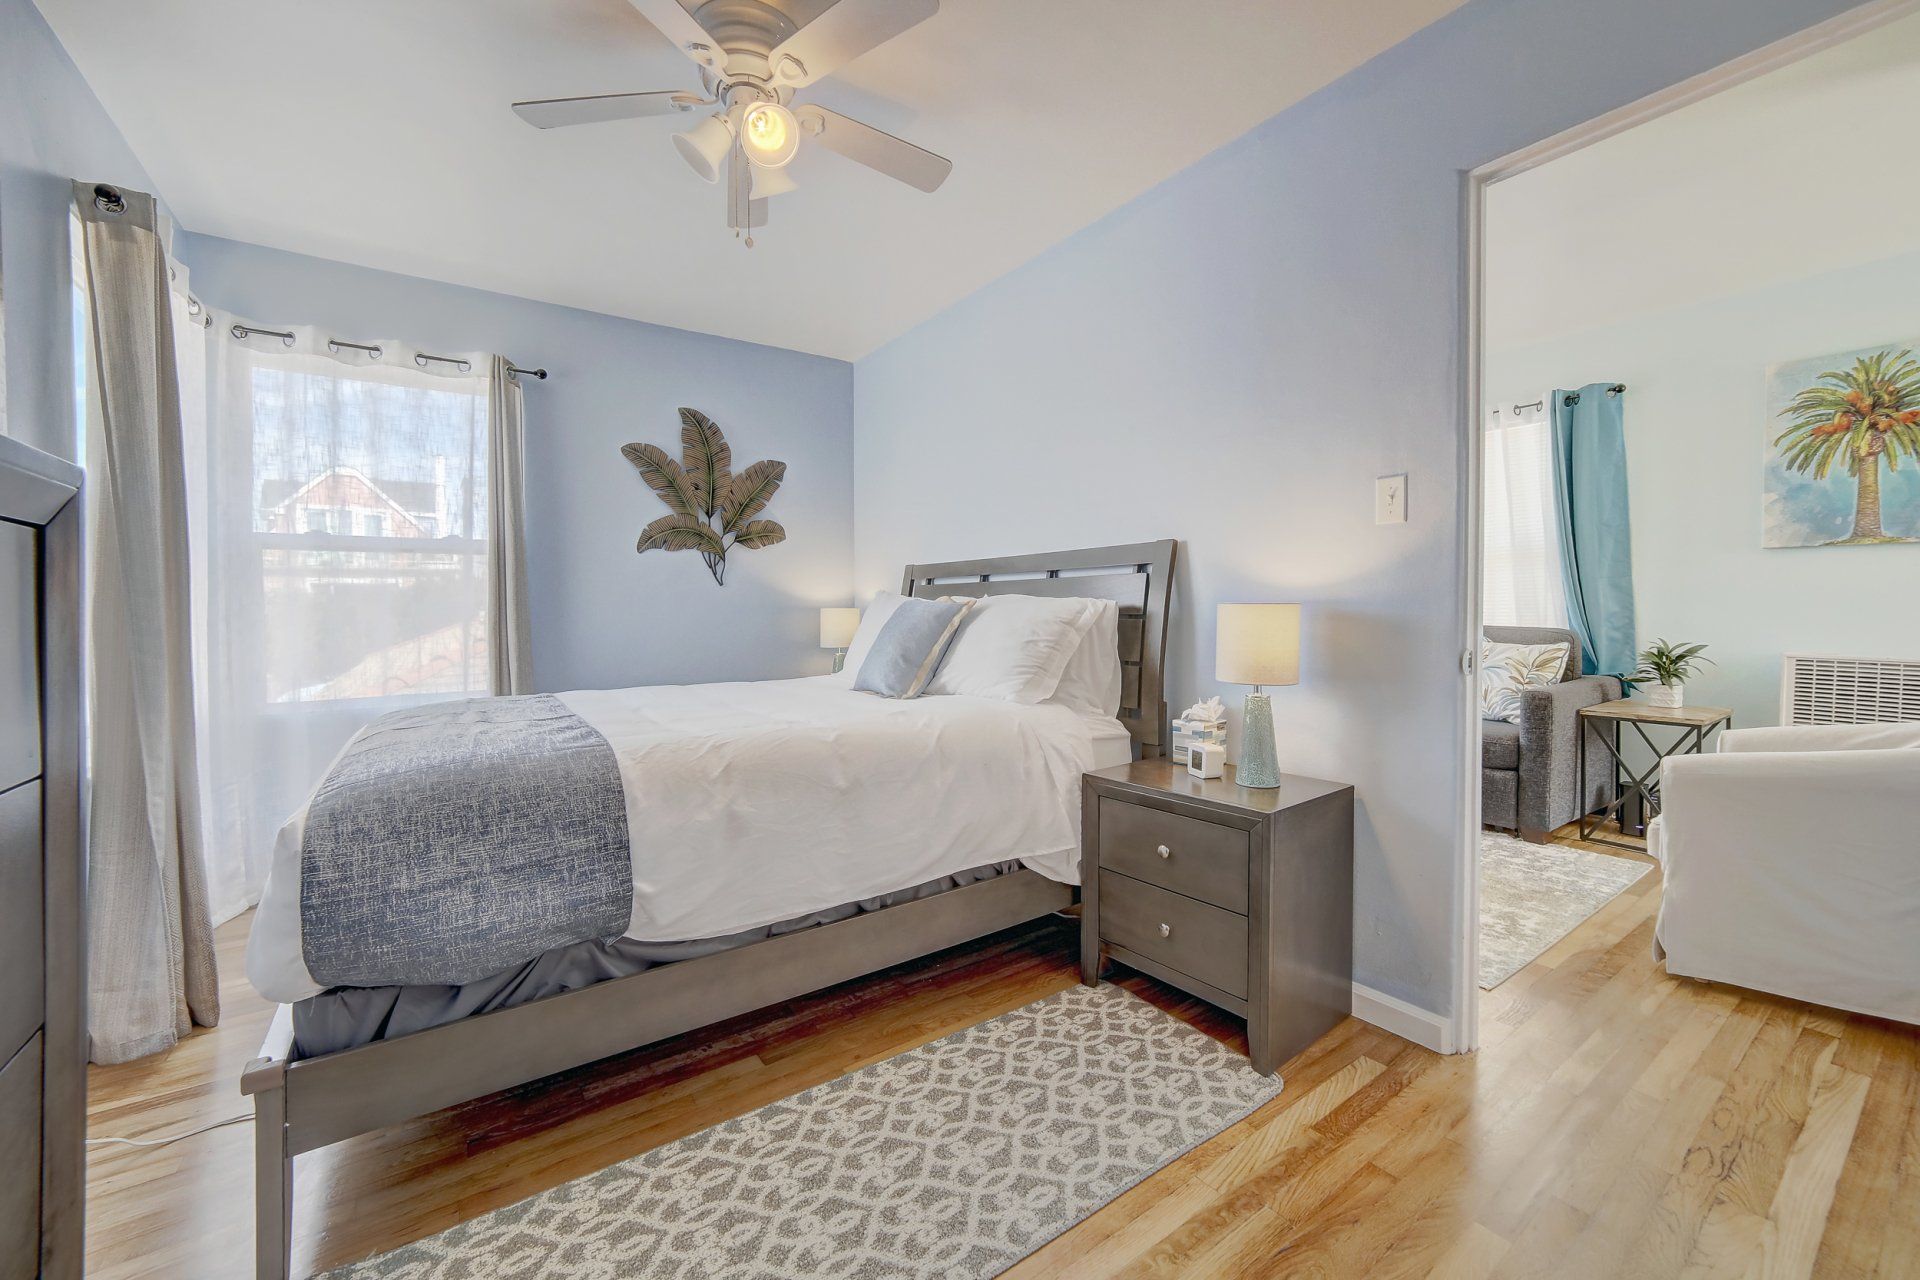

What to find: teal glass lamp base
left=1238, top=690, right=1281, bottom=789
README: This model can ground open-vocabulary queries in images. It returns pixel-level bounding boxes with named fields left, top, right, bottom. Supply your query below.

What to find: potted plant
left=1631, top=638, right=1713, bottom=708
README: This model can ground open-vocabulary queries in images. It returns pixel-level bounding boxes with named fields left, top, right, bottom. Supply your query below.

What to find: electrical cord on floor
left=86, top=1113, right=253, bottom=1149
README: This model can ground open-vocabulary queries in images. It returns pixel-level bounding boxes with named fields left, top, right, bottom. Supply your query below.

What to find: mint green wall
left=1490, top=249, right=1920, bottom=735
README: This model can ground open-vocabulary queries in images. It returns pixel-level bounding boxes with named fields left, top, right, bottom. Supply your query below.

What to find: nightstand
left=1081, top=761, right=1354, bottom=1075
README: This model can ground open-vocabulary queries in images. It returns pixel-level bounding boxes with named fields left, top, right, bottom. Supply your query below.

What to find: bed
left=241, top=540, right=1175, bottom=1280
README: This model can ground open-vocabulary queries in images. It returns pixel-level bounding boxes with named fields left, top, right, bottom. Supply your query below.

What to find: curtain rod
left=1564, top=383, right=1626, bottom=406
left=1492, top=384, right=1627, bottom=416
left=226, top=323, right=547, bottom=380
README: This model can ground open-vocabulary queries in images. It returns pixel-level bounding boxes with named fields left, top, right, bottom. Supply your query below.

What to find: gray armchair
left=1482, top=625, right=1619, bottom=842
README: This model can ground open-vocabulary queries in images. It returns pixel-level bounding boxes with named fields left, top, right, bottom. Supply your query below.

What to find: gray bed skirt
left=291, top=860, right=1030, bottom=1059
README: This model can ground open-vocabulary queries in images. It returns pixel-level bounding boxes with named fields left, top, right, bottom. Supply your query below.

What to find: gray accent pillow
left=853, top=598, right=975, bottom=699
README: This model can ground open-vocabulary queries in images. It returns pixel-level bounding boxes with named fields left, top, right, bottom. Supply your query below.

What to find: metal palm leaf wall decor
left=623, top=408, right=786, bottom=584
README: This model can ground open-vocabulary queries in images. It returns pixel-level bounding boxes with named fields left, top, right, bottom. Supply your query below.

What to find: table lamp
left=1215, top=603, right=1300, bottom=789
left=820, top=607, right=860, bottom=673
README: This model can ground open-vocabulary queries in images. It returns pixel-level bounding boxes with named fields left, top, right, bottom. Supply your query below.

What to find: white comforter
left=248, top=675, right=1130, bottom=1004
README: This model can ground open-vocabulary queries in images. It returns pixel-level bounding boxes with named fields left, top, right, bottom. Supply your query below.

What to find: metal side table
left=1577, top=698, right=1732, bottom=849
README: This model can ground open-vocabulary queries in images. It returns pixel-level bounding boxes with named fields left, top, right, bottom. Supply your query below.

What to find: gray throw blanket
left=300, top=694, right=632, bottom=989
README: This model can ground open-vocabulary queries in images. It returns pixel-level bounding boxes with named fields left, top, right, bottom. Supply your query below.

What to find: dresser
left=0, top=436, right=84, bottom=1280
left=1080, top=761, right=1353, bottom=1075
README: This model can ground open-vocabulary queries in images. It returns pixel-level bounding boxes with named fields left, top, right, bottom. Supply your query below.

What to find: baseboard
left=1351, top=983, right=1456, bottom=1054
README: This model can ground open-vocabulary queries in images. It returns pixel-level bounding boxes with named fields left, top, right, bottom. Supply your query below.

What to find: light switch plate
left=1375, top=474, right=1407, bottom=524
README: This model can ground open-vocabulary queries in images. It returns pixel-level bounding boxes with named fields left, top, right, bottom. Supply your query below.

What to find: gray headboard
left=901, top=539, right=1178, bottom=757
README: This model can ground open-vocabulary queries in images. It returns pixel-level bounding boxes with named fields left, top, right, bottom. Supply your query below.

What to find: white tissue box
left=1170, top=716, right=1227, bottom=764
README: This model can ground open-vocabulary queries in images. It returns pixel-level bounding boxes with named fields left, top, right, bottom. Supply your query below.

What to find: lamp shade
left=750, top=164, right=798, bottom=199
left=819, top=607, right=860, bottom=650
left=673, top=113, right=733, bottom=184
left=1215, top=603, right=1301, bottom=686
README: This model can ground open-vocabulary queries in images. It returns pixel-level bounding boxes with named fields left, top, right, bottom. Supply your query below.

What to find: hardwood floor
left=86, top=823, right=1920, bottom=1279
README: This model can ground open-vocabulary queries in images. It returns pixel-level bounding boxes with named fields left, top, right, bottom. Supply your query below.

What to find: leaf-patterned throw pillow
left=1480, top=638, right=1571, bottom=724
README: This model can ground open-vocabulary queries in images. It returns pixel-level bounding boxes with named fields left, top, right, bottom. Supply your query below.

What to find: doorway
left=1455, top=0, right=1920, bottom=1050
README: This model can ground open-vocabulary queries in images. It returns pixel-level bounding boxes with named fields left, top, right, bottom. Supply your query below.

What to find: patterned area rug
left=1480, top=831, right=1652, bottom=990
left=325, top=983, right=1284, bottom=1279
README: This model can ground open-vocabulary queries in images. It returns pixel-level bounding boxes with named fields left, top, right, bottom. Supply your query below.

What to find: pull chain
left=738, top=129, right=755, bottom=249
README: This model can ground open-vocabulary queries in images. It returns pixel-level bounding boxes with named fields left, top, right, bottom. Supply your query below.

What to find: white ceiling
left=1487, top=9, right=1920, bottom=353
left=35, top=0, right=1465, bottom=360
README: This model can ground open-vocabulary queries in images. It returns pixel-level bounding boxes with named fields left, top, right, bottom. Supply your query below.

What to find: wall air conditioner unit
left=1780, top=654, right=1920, bottom=725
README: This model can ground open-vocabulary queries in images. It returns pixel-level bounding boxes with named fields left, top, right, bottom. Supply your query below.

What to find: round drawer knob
left=1158, top=922, right=1171, bottom=938
left=1156, top=844, right=1171, bottom=859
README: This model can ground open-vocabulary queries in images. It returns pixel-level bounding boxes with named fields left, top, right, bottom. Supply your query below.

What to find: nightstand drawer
left=1097, top=798, right=1249, bottom=913
left=1098, top=870, right=1249, bottom=999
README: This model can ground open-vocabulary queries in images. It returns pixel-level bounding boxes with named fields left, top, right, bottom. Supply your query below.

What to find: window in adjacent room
left=1481, top=401, right=1568, bottom=629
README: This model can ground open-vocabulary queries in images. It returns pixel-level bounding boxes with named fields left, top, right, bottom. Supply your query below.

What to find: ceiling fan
left=513, top=0, right=952, bottom=246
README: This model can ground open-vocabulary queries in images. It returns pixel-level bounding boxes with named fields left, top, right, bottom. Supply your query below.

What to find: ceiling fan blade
left=512, top=91, right=700, bottom=129
left=624, top=0, right=725, bottom=68
left=768, top=0, right=938, bottom=88
left=793, top=105, right=951, bottom=193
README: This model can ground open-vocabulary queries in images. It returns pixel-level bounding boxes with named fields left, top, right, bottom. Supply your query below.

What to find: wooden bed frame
left=242, top=539, right=1175, bottom=1279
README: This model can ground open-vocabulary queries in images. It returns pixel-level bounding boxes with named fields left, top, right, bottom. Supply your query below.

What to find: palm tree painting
left=1766, top=343, right=1920, bottom=547
left=622, top=408, right=786, bottom=584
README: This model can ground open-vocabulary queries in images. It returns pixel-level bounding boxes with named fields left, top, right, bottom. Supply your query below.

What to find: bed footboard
left=239, top=868, right=1075, bottom=1278
left=241, top=1008, right=295, bottom=1280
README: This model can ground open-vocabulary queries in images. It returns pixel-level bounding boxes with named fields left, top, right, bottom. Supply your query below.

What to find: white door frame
left=1449, top=0, right=1920, bottom=1054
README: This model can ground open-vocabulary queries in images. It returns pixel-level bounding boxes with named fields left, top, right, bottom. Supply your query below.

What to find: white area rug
left=1479, top=831, right=1651, bottom=990
left=324, top=983, right=1284, bottom=1279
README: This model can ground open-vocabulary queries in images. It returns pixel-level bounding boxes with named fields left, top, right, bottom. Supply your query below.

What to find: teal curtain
left=1549, top=384, right=1635, bottom=675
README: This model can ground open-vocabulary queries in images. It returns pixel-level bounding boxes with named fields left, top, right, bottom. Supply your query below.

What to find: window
left=246, top=363, right=489, bottom=703
left=1482, top=406, right=1569, bottom=629
left=182, top=330, right=495, bottom=918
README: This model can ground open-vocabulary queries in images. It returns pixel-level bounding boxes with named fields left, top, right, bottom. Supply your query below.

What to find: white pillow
left=837, top=591, right=906, bottom=681
left=926, top=594, right=1100, bottom=704
left=1049, top=599, right=1122, bottom=717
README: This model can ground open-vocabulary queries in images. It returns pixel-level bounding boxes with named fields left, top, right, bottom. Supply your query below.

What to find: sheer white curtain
left=1482, top=399, right=1568, bottom=629
left=180, top=322, right=495, bottom=920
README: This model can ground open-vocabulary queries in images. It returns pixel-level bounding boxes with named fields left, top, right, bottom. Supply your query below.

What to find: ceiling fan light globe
left=740, top=101, right=800, bottom=168
left=749, top=165, right=798, bottom=199
left=673, top=113, right=733, bottom=183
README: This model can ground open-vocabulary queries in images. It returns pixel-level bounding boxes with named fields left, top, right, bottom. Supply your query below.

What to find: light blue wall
left=177, top=233, right=854, bottom=695
left=0, top=0, right=159, bottom=462
left=12, top=0, right=1872, bottom=1017
left=852, top=0, right=1861, bottom=1018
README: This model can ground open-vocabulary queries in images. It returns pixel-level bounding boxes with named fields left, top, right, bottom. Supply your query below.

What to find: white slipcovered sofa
left=1649, top=720, right=1920, bottom=1024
